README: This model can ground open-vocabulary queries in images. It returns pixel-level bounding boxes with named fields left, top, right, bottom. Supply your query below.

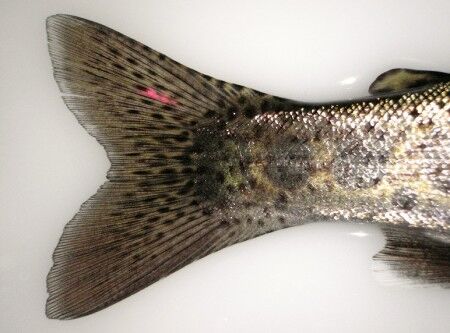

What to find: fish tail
left=45, top=14, right=275, bottom=319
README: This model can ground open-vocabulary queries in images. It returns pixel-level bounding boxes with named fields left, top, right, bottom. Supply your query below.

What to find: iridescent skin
left=194, top=82, right=450, bottom=240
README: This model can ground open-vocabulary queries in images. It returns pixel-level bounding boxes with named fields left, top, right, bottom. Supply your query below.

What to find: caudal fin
left=373, top=226, right=450, bottom=287
left=46, top=14, right=294, bottom=319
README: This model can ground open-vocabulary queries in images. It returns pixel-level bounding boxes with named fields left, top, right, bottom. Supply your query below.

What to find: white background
left=1, top=1, right=449, bottom=332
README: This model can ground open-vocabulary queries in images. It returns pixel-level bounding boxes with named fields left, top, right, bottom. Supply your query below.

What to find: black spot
left=178, top=180, right=195, bottom=195
left=162, top=178, right=180, bottom=185
left=154, top=153, right=166, bottom=159
left=196, top=165, right=207, bottom=174
left=152, top=113, right=165, bottom=120
left=176, top=211, right=186, bottom=218
left=278, top=216, right=286, bottom=224
left=113, top=63, right=126, bottom=71
left=410, top=109, right=419, bottom=117
left=158, top=207, right=170, bottom=213
left=227, top=106, right=238, bottom=120
left=164, top=219, right=175, bottom=225
left=108, top=47, right=120, bottom=56
left=232, top=218, right=242, bottom=225
left=158, top=53, right=166, bottom=61
left=263, top=207, right=271, bottom=218
left=243, top=201, right=254, bottom=208
left=133, top=71, right=144, bottom=79
left=127, top=109, right=140, bottom=114
left=134, top=141, right=147, bottom=148
left=187, top=215, right=197, bottom=222
left=165, top=124, right=178, bottom=130
left=127, top=57, right=138, bottom=65
left=233, top=84, right=245, bottom=92
left=202, top=81, right=212, bottom=90
left=165, top=196, right=177, bottom=203
left=243, top=105, right=257, bottom=118
left=110, top=212, right=123, bottom=217
left=174, top=154, right=192, bottom=165
left=392, top=188, right=417, bottom=210
left=306, top=183, right=316, bottom=193
left=217, top=100, right=226, bottom=108
left=202, top=207, right=213, bottom=215
left=219, top=220, right=230, bottom=228
left=182, top=167, right=194, bottom=174
left=174, top=131, right=190, bottom=142
left=148, top=216, right=160, bottom=223
left=134, top=170, right=150, bottom=175
left=226, top=185, right=236, bottom=193
left=161, top=168, right=176, bottom=175
left=143, top=197, right=157, bottom=203
left=257, top=219, right=265, bottom=227
left=238, top=96, right=247, bottom=105
left=215, top=171, right=225, bottom=183
left=135, top=212, right=146, bottom=219
left=275, top=192, right=288, bottom=210
left=260, top=100, right=270, bottom=111
left=325, top=180, right=334, bottom=191
left=248, top=177, right=257, bottom=188
left=142, top=99, right=153, bottom=105
left=205, top=110, right=217, bottom=118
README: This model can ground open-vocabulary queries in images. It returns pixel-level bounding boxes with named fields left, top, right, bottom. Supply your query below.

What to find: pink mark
left=140, top=87, right=177, bottom=106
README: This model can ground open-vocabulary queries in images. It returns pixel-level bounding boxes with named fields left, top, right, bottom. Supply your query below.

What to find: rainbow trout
left=45, top=15, right=450, bottom=319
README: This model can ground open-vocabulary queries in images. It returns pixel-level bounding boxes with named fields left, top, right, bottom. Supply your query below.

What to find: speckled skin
left=45, top=15, right=450, bottom=319
left=195, top=82, right=450, bottom=239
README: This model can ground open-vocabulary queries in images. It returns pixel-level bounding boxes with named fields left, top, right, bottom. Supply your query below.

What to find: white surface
left=1, top=1, right=449, bottom=332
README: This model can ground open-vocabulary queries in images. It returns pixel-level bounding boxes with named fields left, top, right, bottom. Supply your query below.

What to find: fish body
left=193, top=83, right=450, bottom=235
left=45, top=15, right=450, bottom=319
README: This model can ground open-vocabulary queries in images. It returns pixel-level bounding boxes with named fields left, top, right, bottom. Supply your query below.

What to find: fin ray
left=373, top=225, right=450, bottom=287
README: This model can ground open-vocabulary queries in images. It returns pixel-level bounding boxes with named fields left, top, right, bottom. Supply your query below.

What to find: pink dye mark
left=140, top=87, right=177, bottom=106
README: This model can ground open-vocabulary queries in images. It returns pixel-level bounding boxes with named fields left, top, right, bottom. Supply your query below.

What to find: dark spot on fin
left=369, top=68, right=450, bottom=95
left=373, top=226, right=450, bottom=287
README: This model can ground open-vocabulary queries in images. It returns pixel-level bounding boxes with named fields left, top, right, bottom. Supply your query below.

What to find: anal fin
left=373, top=225, right=450, bottom=287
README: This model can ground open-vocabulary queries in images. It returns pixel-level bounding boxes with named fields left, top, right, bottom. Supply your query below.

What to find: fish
left=45, top=14, right=450, bottom=320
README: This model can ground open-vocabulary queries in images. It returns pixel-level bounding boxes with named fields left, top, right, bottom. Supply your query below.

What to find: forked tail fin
left=45, top=14, right=290, bottom=319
